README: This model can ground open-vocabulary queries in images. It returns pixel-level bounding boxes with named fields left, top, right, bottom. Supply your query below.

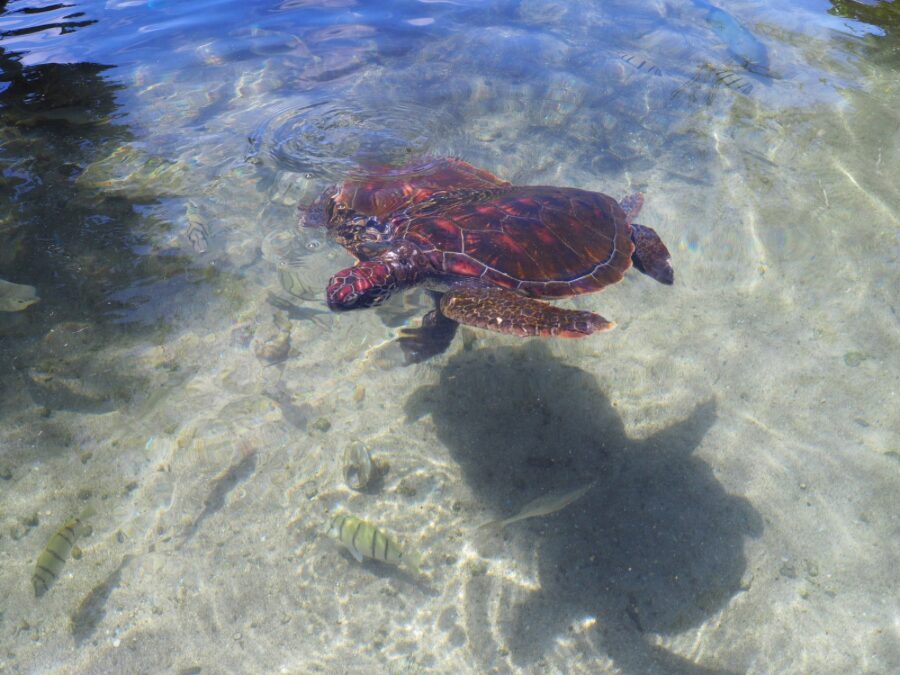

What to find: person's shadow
left=405, top=342, right=762, bottom=674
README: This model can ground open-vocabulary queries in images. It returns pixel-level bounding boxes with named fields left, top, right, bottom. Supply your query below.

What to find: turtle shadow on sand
left=405, top=343, right=763, bottom=674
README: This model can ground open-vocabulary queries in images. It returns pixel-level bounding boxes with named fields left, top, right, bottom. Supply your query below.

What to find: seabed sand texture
left=0, top=1, right=898, bottom=673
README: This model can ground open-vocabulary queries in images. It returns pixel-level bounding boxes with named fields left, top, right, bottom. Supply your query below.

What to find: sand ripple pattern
left=251, top=99, right=457, bottom=181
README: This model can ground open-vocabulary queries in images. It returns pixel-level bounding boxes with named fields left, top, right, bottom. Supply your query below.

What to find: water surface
left=0, top=1, right=897, bottom=673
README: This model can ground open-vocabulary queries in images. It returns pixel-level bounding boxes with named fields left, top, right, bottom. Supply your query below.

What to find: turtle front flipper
left=440, top=286, right=614, bottom=338
left=396, top=292, right=459, bottom=364
left=619, top=192, right=644, bottom=223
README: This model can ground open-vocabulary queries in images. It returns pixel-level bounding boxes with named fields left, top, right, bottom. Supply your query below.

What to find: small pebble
left=312, top=417, right=331, bottom=432
left=843, top=351, right=867, bottom=367
left=252, top=331, right=290, bottom=363
left=396, top=482, right=417, bottom=498
left=352, top=384, right=366, bottom=403
left=343, top=441, right=374, bottom=490
left=467, top=560, right=488, bottom=577
left=804, top=559, right=820, bottom=578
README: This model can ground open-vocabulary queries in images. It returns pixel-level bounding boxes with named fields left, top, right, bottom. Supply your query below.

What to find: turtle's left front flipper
left=397, top=292, right=459, bottom=364
left=440, top=286, right=614, bottom=338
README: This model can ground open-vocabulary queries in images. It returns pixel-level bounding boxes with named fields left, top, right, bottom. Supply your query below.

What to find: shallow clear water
left=0, top=1, right=897, bottom=672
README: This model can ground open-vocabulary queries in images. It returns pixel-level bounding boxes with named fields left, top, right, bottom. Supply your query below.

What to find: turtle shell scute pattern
left=397, top=186, right=635, bottom=298
left=332, top=157, right=510, bottom=220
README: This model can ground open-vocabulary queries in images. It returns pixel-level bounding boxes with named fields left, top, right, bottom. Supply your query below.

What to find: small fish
left=277, top=267, right=323, bottom=304
left=672, top=63, right=752, bottom=102
left=712, top=67, right=754, bottom=95
left=267, top=294, right=330, bottom=326
left=478, top=482, right=595, bottom=531
left=0, top=278, right=39, bottom=312
left=329, top=514, right=421, bottom=572
left=32, top=506, right=96, bottom=598
left=263, top=384, right=314, bottom=429
left=181, top=446, right=257, bottom=542
left=185, top=201, right=210, bottom=253
left=618, top=53, right=663, bottom=76
left=692, top=0, right=772, bottom=77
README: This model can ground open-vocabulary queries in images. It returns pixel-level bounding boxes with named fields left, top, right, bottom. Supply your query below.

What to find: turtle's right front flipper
left=440, top=286, right=614, bottom=338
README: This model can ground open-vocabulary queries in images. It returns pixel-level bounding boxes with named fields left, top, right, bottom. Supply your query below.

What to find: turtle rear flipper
left=440, top=286, right=614, bottom=338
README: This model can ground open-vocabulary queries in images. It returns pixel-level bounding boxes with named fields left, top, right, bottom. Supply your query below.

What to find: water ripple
left=250, top=98, right=459, bottom=179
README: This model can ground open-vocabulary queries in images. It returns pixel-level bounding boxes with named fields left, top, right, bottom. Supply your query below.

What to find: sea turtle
left=304, top=158, right=673, bottom=362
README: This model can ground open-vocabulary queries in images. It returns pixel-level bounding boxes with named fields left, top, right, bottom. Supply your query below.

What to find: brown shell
left=397, top=186, right=635, bottom=298
left=333, top=157, right=510, bottom=219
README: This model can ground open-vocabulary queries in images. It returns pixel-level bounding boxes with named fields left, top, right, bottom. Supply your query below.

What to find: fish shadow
left=405, top=343, right=762, bottom=674
left=332, top=548, right=438, bottom=597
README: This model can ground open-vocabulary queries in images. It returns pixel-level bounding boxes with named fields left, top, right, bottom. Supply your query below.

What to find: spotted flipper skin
left=618, top=192, right=644, bottom=223
left=440, top=286, right=613, bottom=337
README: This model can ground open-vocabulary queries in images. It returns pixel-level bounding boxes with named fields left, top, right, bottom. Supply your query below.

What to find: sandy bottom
left=0, top=1, right=898, bottom=673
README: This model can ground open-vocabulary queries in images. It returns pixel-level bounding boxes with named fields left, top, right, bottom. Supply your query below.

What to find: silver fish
left=0, top=278, right=39, bottom=312
left=692, top=0, right=773, bottom=77
left=478, top=482, right=595, bottom=531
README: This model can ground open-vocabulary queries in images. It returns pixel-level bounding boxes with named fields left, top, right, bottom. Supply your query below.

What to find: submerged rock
left=343, top=441, right=374, bottom=490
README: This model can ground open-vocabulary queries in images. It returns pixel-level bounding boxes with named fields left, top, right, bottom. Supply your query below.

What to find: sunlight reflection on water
left=0, top=1, right=897, bottom=673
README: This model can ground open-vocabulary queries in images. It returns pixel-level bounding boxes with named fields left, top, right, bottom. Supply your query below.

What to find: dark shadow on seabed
left=0, top=7, right=222, bottom=462
left=406, top=342, right=763, bottom=674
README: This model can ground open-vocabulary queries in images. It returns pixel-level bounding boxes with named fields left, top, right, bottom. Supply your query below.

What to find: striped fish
left=329, top=514, right=421, bottom=572
left=618, top=53, right=663, bottom=76
left=32, top=506, right=95, bottom=598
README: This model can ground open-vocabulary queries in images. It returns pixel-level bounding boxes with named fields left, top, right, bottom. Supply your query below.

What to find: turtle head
left=327, top=261, right=396, bottom=311
left=630, top=222, right=674, bottom=286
